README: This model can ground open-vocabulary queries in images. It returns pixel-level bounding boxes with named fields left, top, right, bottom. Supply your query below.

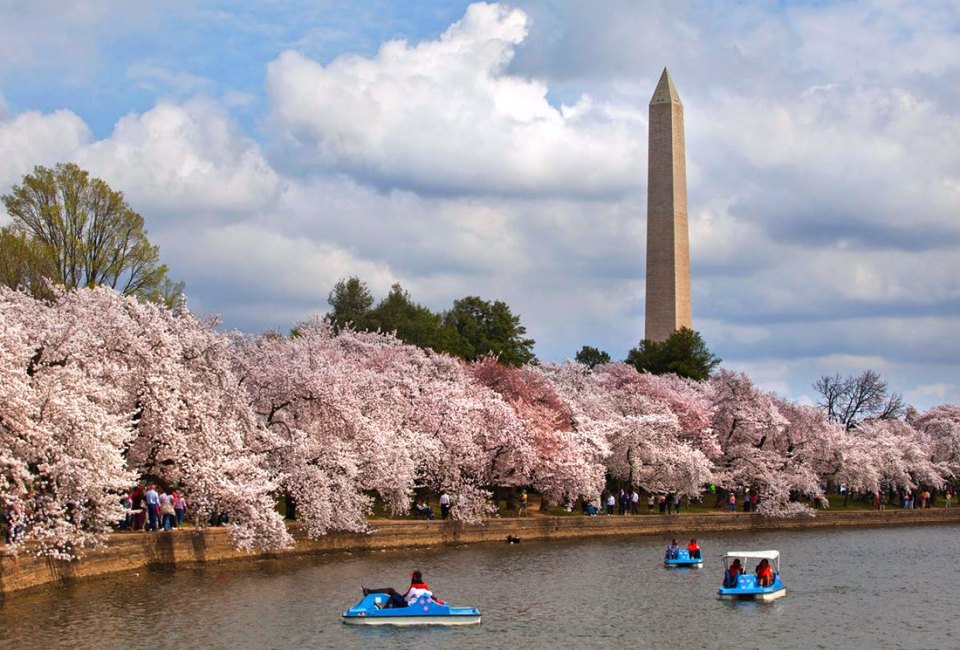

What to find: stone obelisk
left=644, top=68, right=692, bottom=342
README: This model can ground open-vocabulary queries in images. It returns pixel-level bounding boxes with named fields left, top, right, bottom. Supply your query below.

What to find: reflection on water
left=1, top=525, right=959, bottom=649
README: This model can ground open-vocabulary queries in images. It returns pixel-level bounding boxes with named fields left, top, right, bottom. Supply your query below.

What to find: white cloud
left=0, top=99, right=280, bottom=218
left=266, top=2, right=644, bottom=196
left=0, top=109, right=91, bottom=189
left=162, top=222, right=396, bottom=318
left=79, top=100, right=281, bottom=216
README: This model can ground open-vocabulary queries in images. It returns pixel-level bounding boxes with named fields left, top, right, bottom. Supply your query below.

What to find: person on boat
left=363, top=570, right=443, bottom=608
left=687, top=538, right=701, bottom=559
left=665, top=538, right=680, bottom=560
left=755, top=559, right=774, bottom=587
left=723, top=558, right=744, bottom=588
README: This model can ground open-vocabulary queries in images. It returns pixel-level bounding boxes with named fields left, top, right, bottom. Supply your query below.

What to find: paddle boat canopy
left=717, top=550, right=786, bottom=602
left=664, top=548, right=703, bottom=568
left=342, top=593, right=482, bottom=626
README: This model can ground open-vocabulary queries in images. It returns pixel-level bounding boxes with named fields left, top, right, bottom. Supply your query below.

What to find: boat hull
left=342, top=594, right=481, bottom=626
left=718, top=587, right=786, bottom=602
left=717, top=574, right=786, bottom=602
left=664, top=560, right=703, bottom=569
left=342, top=613, right=482, bottom=626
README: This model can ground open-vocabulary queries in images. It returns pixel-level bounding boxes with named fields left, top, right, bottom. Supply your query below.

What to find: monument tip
left=650, top=68, right=681, bottom=106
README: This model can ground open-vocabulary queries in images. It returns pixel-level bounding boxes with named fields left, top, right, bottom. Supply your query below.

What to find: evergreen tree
left=325, top=276, right=374, bottom=332
left=575, top=345, right=612, bottom=368
left=625, top=327, right=720, bottom=381
left=442, top=296, right=536, bottom=366
left=369, top=283, right=462, bottom=353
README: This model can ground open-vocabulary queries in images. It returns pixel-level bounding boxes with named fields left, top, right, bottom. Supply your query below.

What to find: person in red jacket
left=687, top=538, right=701, bottom=559
left=755, top=559, right=774, bottom=587
left=723, top=558, right=744, bottom=588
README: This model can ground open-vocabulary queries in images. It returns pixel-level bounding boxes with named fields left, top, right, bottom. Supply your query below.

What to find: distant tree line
left=324, top=277, right=536, bottom=366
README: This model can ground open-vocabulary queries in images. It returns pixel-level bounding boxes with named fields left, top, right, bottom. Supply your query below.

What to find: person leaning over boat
left=687, top=538, right=701, bottom=559
left=723, top=559, right=744, bottom=588
left=362, top=570, right=443, bottom=609
left=754, top=559, right=774, bottom=587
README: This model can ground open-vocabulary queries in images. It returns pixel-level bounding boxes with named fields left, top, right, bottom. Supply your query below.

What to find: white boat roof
left=722, top=550, right=780, bottom=560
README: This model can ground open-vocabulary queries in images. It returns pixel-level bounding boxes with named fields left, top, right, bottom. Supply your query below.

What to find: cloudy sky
left=1, top=1, right=958, bottom=408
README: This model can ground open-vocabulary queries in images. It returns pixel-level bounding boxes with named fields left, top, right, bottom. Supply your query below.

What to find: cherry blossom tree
left=0, top=287, right=291, bottom=557
left=629, top=371, right=718, bottom=457
left=234, top=325, right=408, bottom=537
left=470, top=358, right=605, bottom=506
left=710, top=370, right=823, bottom=515
left=0, top=288, right=134, bottom=558
left=842, top=418, right=941, bottom=495
left=235, top=322, right=538, bottom=528
left=539, top=362, right=713, bottom=497
left=909, top=405, right=960, bottom=483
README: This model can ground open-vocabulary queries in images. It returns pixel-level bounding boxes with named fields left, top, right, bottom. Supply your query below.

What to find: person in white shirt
left=439, top=492, right=451, bottom=520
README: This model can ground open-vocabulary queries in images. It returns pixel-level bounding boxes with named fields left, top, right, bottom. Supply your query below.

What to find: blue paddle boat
left=717, top=550, right=786, bottom=602
left=342, top=593, right=482, bottom=626
left=663, top=548, right=703, bottom=568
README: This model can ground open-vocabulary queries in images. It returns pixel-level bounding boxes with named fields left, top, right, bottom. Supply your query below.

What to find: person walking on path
left=946, top=489, right=953, bottom=508
left=605, top=492, right=615, bottom=515
left=673, top=493, right=682, bottom=515
left=631, top=490, right=639, bottom=515
left=728, top=492, right=736, bottom=512
left=647, top=494, right=655, bottom=514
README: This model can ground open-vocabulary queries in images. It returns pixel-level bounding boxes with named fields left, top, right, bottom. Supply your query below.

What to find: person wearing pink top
left=172, top=492, right=187, bottom=527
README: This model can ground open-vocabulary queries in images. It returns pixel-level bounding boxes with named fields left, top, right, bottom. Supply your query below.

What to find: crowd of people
left=117, top=484, right=187, bottom=532
left=899, top=488, right=947, bottom=510
left=582, top=486, right=761, bottom=517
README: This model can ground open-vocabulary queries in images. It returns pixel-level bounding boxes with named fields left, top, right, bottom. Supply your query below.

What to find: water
left=1, top=525, right=958, bottom=649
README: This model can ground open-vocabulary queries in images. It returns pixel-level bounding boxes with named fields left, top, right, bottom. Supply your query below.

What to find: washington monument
left=645, top=68, right=692, bottom=342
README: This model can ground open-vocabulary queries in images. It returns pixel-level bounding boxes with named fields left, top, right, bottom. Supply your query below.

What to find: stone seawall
left=3, top=508, right=958, bottom=599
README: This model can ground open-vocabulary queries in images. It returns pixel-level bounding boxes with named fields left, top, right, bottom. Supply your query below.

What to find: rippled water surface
left=2, top=524, right=959, bottom=649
